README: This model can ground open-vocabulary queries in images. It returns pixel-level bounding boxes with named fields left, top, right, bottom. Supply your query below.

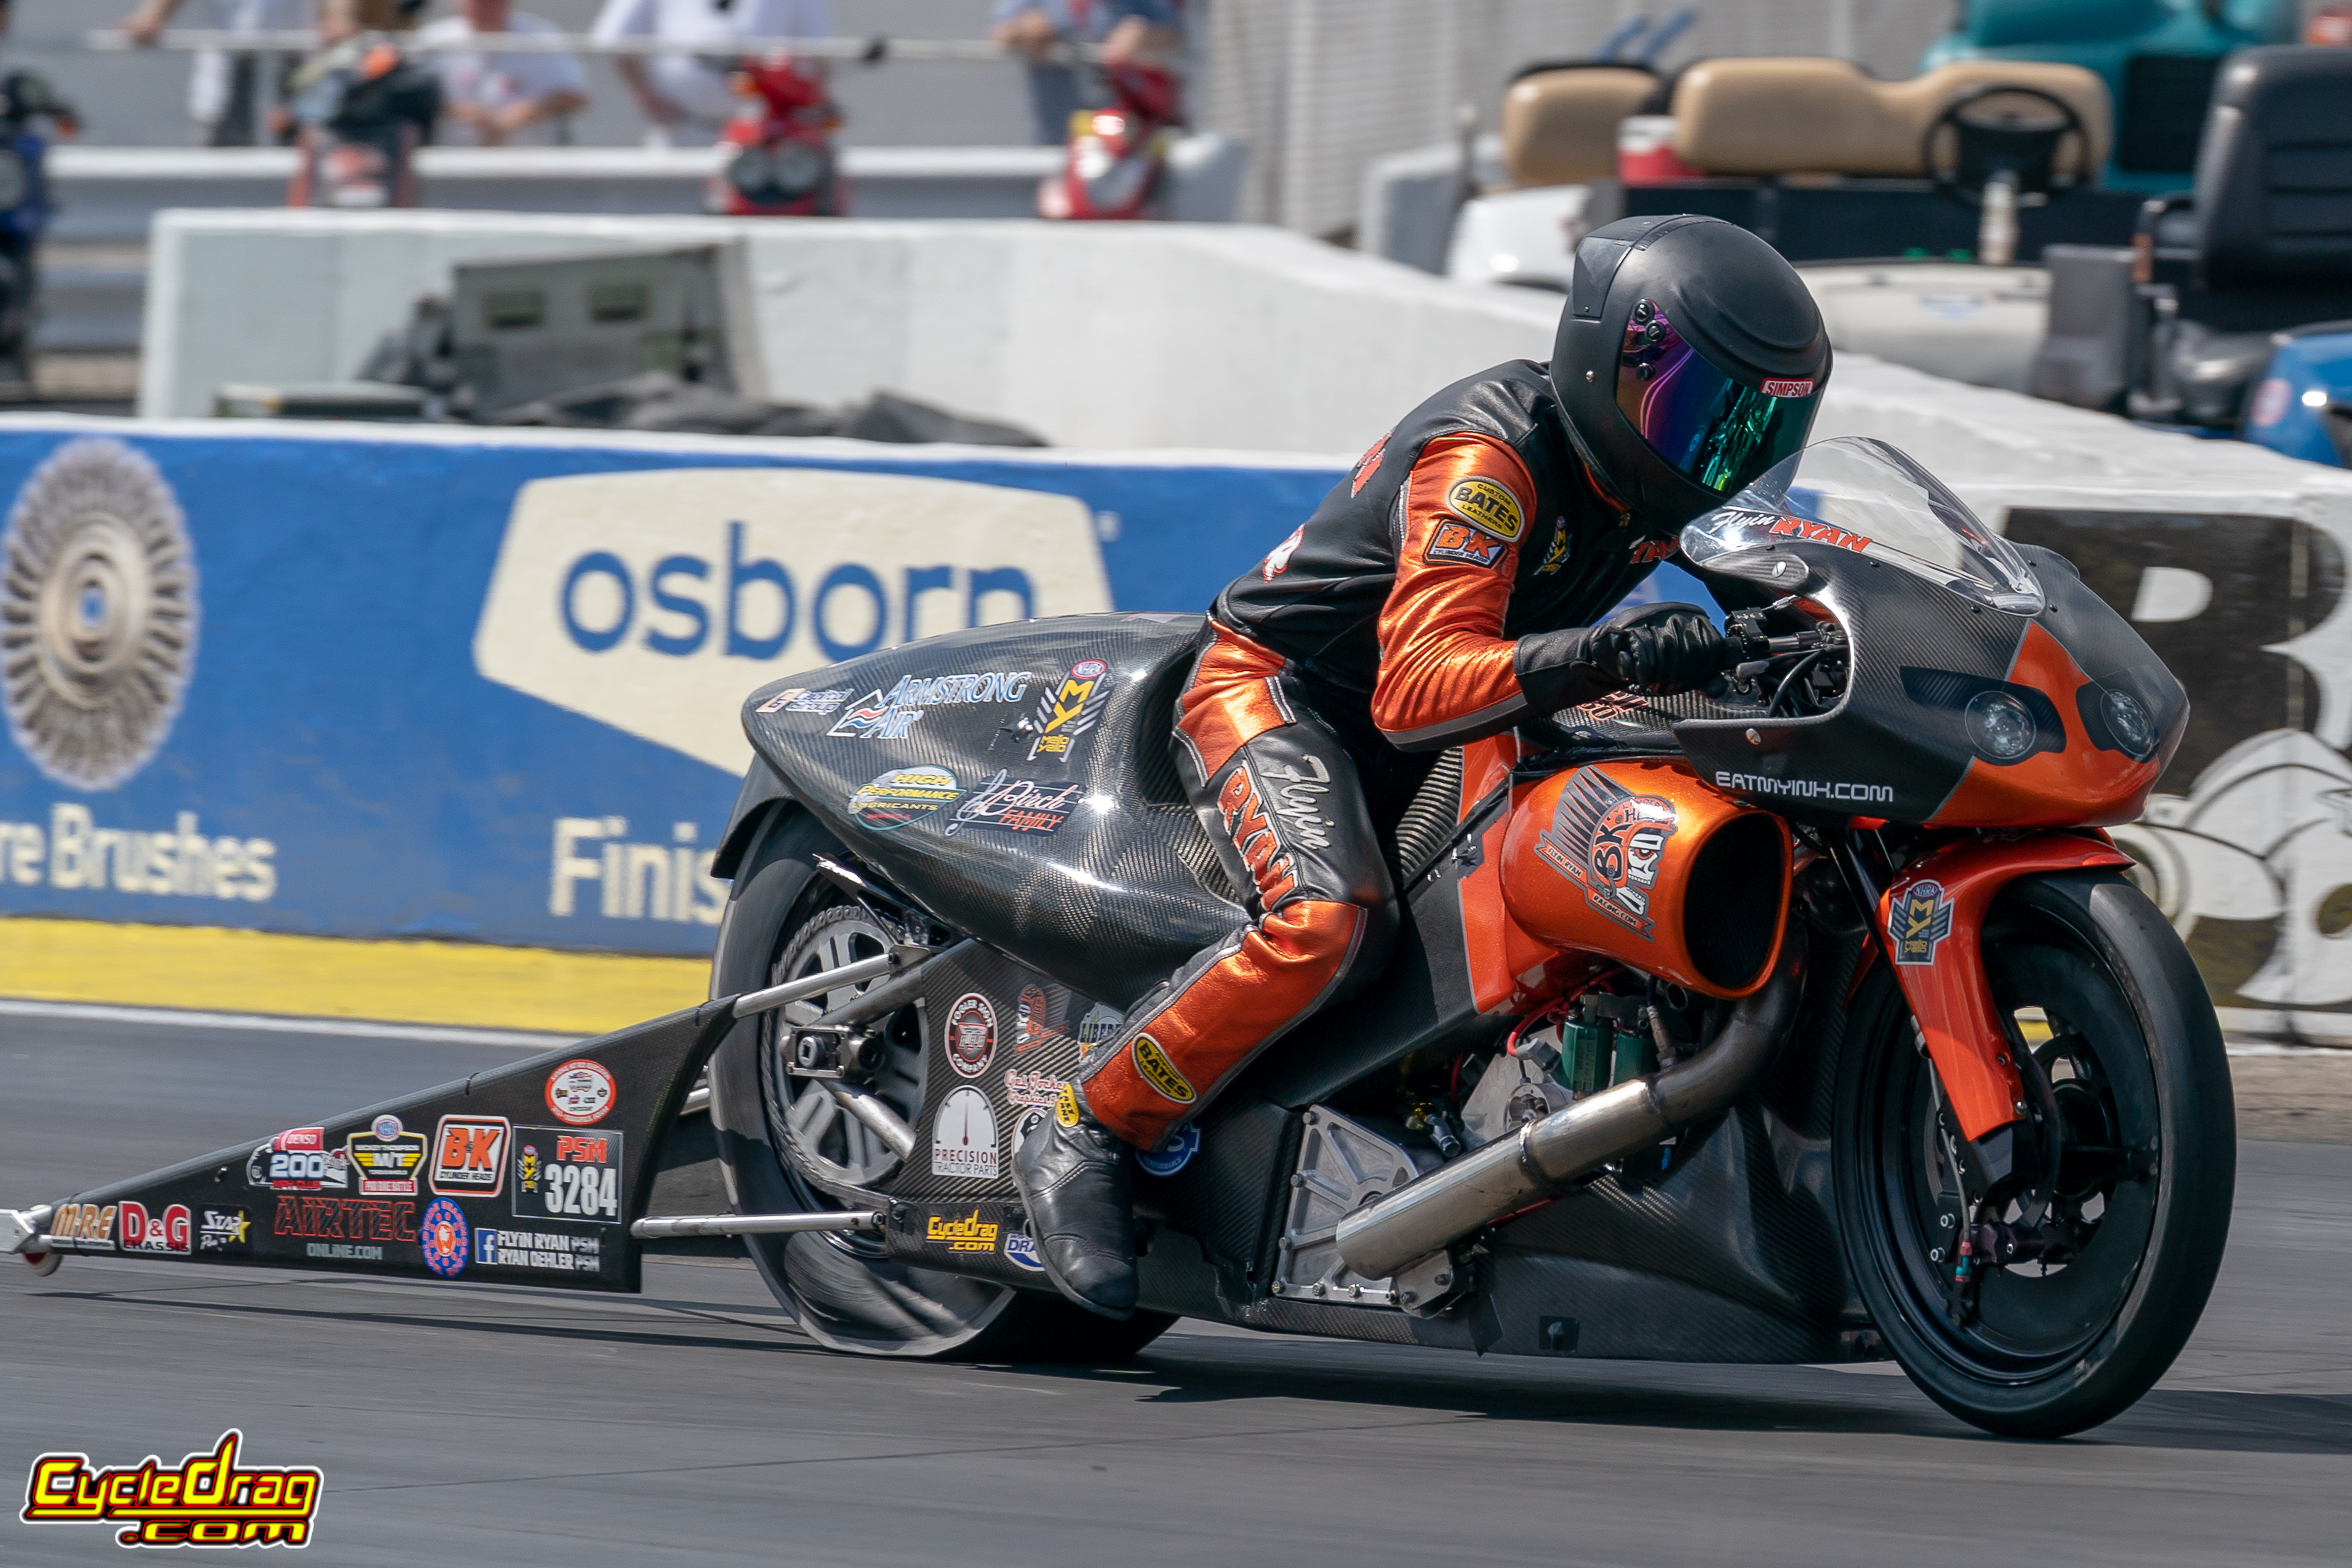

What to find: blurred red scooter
left=1038, top=60, right=1180, bottom=221
left=709, top=53, right=845, bottom=217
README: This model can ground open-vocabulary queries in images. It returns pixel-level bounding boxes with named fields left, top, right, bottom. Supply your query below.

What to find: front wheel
left=1834, top=871, right=2234, bottom=1438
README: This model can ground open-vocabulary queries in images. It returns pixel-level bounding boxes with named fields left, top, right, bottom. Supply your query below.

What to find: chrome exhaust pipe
left=1334, top=941, right=1804, bottom=1282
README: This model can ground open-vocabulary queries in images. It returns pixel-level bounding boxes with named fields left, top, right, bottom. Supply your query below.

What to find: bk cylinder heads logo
left=0, top=439, right=199, bottom=790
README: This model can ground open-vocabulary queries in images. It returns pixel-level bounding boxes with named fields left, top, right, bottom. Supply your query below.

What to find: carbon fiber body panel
left=743, top=614, right=1242, bottom=1008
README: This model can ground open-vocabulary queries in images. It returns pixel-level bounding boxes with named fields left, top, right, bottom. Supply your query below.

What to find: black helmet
left=1551, top=215, right=1831, bottom=528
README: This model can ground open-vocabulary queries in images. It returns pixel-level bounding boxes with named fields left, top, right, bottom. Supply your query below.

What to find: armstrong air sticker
left=1533, top=769, right=1678, bottom=940
left=827, top=669, right=1036, bottom=742
left=1892, top=879, right=1954, bottom=965
left=1026, top=660, right=1113, bottom=764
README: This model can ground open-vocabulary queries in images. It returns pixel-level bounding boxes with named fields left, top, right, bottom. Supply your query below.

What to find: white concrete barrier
left=141, top=210, right=1563, bottom=449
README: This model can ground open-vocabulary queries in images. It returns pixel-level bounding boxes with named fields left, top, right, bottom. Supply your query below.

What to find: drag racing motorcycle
left=709, top=53, right=845, bottom=218
left=4, top=438, right=2231, bottom=1440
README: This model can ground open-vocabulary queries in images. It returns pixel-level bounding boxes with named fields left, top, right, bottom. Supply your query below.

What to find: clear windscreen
left=1677, top=437, right=2046, bottom=615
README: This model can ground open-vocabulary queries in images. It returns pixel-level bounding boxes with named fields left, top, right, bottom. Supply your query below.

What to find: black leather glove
left=1514, top=603, right=1726, bottom=713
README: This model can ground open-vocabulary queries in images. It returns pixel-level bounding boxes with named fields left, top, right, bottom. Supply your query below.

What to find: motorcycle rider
left=1012, top=215, right=1834, bottom=1318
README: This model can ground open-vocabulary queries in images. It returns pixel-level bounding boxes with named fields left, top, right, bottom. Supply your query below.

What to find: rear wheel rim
left=750, top=899, right=1017, bottom=1352
left=1858, top=910, right=2161, bottom=1381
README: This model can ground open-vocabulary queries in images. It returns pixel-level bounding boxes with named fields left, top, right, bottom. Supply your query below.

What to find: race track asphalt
left=4, top=1008, right=2349, bottom=1567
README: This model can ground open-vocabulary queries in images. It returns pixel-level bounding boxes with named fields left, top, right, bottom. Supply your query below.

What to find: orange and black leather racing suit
left=1075, top=359, right=1694, bottom=1150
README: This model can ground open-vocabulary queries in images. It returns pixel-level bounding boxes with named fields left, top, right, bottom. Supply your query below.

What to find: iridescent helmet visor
left=1615, top=298, right=1821, bottom=496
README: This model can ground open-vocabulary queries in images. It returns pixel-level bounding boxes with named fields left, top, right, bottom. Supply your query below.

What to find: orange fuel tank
left=1499, top=758, right=1792, bottom=999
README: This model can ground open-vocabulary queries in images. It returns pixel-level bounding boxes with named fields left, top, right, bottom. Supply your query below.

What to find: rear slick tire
left=1832, top=870, right=2235, bottom=1438
left=706, top=806, right=1175, bottom=1362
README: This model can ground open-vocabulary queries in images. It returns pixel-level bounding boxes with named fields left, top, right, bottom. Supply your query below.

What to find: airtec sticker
left=1444, top=475, right=1526, bottom=542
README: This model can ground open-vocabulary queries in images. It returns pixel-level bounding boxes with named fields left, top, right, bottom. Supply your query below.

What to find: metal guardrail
left=84, top=30, right=1120, bottom=65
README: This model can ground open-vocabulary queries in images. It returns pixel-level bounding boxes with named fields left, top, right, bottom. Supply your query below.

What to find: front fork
left=1836, top=828, right=2134, bottom=1312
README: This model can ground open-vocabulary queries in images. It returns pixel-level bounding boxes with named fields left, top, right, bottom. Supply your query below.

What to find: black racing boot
left=1011, top=1088, right=1138, bottom=1320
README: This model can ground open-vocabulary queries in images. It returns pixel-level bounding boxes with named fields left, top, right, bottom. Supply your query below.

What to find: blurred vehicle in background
left=1038, top=55, right=1179, bottom=220
left=593, top=0, right=831, bottom=150
left=285, top=0, right=441, bottom=207
left=709, top=51, right=843, bottom=216
left=2030, top=45, right=2352, bottom=467
left=1924, top=0, right=2303, bottom=193
left=0, top=4, right=77, bottom=389
left=414, top=0, right=588, bottom=148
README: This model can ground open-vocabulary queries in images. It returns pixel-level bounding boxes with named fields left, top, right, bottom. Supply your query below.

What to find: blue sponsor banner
left=0, top=422, right=1707, bottom=955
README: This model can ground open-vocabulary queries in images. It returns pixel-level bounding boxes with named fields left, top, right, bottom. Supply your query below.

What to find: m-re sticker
left=430, top=1115, right=513, bottom=1198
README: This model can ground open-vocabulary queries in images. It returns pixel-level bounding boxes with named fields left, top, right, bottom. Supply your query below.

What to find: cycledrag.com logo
left=21, top=1429, right=321, bottom=1548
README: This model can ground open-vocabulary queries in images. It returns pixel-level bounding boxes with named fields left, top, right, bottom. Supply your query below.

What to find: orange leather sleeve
left=1371, top=433, right=1533, bottom=750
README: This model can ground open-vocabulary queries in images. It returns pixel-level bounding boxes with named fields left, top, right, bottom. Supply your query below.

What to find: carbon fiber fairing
left=742, top=613, right=1243, bottom=1008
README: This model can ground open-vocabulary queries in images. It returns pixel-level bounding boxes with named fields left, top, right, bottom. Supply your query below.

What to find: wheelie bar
left=2, top=943, right=938, bottom=1290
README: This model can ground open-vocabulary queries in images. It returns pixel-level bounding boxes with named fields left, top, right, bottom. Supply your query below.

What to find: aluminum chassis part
left=631, top=1210, right=882, bottom=1240
left=1334, top=942, right=1804, bottom=1282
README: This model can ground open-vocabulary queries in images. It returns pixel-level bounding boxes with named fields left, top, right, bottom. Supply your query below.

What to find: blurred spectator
left=121, top=0, right=318, bottom=147
left=287, top=0, right=441, bottom=206
left=416, top=0, right=587, bottom=145
left=590, top=0, right=831, bottom=149
left=992, top=0, right=1183, bottom=147
left=2312, top=4, right=2352, bottom=45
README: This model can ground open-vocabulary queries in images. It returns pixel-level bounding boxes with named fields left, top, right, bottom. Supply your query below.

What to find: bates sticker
left=1026, top=660, right=1112, bottom=764
left=431, top=1116, right=512, bottom=1198
left=345, top=1120, right=427, bottom=1197
left=1014, top=984, right=1053, bottom=1050
left=1423, top=519, right=1507, bottom=569
left=849, top=766, right=962, bottom=830
left=545, top=1059, right=616, bottom=1125
left=944, top=994, right=998, bottom=1078
left=1444, top=475, right=1526, bottom=542
left=248, top=1128, right=349, bottom=1193
left=1762, top=377, right=1816, bottom=398
left=945, top=772, right=1085, bottom=837
left=117, top=1201, right=192, bottom=1256
left=1892, top=879, right=1954, bottom=965
left=514, top=1128, right=623, bottom=1225
left=931, top=1088, right=1001, bottom=1179
left=1131, top=1034, right=1197, bottom=1104
left=1533, top=769, right=1677, bottom=940
left=420, top=1199, right=470, bottom=1278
